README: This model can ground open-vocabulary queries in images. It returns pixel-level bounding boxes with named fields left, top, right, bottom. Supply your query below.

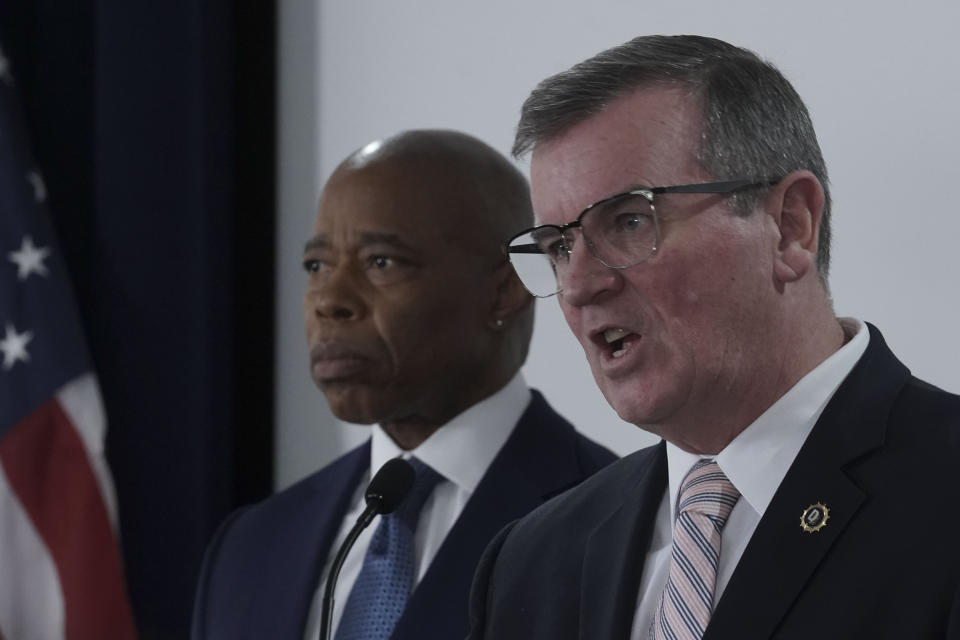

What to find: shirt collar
left=370, top=372, right=531, bottom=493
left=666, top=318, right=868, bottom=519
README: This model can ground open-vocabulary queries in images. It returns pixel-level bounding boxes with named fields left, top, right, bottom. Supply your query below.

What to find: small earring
left=494, top=318, right=504, bottom=328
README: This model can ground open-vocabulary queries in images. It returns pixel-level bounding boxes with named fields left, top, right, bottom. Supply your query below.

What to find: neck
left=380, top=421, right=441, bottom=451
left=380, top=365, right=519, bottom=450
left=663, top=306, right=846, bottom=456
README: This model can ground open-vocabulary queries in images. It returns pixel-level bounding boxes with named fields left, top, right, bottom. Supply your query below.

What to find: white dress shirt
left=630, top=318, right=868, bottom=639
left=303, top=372, right=531, bottom=640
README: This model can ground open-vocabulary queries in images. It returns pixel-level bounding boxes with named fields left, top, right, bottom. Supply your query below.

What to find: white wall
left=275, top=0, right=960, bottom=489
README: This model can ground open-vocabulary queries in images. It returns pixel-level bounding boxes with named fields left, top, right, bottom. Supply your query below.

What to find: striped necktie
left=335, top=457, right=442, bottom=640
left=652, top=459, right=740, bottom=640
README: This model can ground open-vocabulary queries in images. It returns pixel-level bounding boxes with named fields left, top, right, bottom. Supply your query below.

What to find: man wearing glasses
left=469, top=36, right=960, bottom=639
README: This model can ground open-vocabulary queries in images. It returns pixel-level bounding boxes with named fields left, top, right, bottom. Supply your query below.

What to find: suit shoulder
left=571, top=429, right=618, bottom=471
left=526, top=389, right=617, bottom=471
left=507, top=443, right=662, bottom=543
left=889, top=375, right=960, bottom=445
left=209, top=443, right=368, bottom=555
left=193, top=443, right=369, bottom=636
left=900, top=375, right=960, bottom=412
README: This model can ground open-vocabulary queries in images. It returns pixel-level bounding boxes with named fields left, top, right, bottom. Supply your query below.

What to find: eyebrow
left=303, top=231, right=416, bottom=254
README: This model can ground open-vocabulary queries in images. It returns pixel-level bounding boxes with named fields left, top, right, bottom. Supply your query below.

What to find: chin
left=326, top=403, right=375, bottom=425
left=610, top=403, right=651, bottom=428
left=328, top=407, right=378, bottom=426
left=602, top=381, right=679, bottom=429
left=322, top=387, right=392, bottom=426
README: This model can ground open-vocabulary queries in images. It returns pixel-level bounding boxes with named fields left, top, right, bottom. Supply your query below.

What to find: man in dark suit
left=191, top=129, right=615, bottom=640
left=470, top=36, right=960, bottom=639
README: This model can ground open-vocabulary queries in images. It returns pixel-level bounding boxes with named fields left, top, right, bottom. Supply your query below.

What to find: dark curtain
left=0, top=1, right=276, bottom=638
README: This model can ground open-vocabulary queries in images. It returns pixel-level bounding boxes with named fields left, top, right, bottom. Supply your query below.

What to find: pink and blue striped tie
left=653, top=459, right=740, bottom=640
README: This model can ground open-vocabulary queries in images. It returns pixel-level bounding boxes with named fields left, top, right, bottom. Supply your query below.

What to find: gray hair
left=514, top=35, right=832, bottom=280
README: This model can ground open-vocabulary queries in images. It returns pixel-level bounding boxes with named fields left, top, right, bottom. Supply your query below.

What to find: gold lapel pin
left=800, top=503, right=830, bottom=533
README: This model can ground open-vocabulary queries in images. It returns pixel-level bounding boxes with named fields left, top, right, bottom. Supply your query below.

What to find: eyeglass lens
left=508, top=192, right=658, bottom=297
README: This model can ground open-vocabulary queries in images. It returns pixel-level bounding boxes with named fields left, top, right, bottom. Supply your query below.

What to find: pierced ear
left=488, top=261, right=533, bottom=329
left=768, top=170, right=824, bottom=283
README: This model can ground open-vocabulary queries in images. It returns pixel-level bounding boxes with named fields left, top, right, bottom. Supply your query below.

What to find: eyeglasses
left=505, top=178, right=778, bottom=297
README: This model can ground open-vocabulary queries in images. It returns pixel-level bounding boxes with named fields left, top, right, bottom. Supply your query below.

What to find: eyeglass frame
left=504, top=178, right=780, bottom=297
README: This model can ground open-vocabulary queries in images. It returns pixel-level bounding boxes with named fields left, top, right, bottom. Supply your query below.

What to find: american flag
left=0, top=42, right=137, bottom=639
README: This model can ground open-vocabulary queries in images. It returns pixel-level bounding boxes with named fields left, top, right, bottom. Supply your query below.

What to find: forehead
left=313, top=161, right=471, bottom=248
left=529, top=85, right=706, bottom=224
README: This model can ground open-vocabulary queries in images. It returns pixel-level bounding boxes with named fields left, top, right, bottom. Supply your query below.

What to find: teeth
left=603, top=328, right=628, bottom=344
left=612, top=348, right=625, bottom=358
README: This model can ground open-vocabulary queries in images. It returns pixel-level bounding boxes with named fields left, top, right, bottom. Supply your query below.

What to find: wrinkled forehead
left=315, top=160, right=492, bottom=254
left=529, top=87, right=705, bottom=225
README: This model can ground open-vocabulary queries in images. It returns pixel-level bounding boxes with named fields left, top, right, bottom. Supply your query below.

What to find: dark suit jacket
left=192, top=390, right=615, bottom=640
left=469, top=325, right=960, bottom=639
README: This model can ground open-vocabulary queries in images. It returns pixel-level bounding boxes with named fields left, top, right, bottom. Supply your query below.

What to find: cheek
left=663, top=227, right=765, bottom=307
left=302, top=294, right=317, bottom=337
left=559, top=302, right=591, bottom=350
left=373, top=311, right=420, bottom=364
left=638, top=256, right=744, bottom=357
left=640, top=255, right=706, bottom=323
left=662, top=252, right=773, bottom=372
left=374, top=292, right=480, bottom=366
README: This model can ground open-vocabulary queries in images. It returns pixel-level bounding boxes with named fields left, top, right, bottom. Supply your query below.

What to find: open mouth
left=603, top=327, right=638, bottom=359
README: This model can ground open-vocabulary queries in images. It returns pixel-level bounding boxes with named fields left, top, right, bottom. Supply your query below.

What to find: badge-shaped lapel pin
left=800, top=503, right=830, bottom=533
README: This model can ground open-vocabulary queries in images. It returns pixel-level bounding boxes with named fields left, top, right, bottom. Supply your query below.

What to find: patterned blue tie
left=334, top=458, right=442, bottom=640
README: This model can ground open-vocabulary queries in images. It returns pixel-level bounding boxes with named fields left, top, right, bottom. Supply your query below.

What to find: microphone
left=319, top=457, right=416, bottom=640
left=363, top=457, right=416, bottom=517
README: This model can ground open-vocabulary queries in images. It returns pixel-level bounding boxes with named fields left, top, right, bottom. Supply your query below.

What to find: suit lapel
left=705, top=325, right=910, bottom=639
left=580, top=443, right=667, bottom=640
left=275, top=443, right=370, bottom=640
left=705, top=462, right=865, bottom=640
left=393, top=392, right=596, bottom=640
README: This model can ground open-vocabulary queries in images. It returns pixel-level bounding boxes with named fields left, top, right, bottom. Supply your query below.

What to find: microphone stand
left=319, top=504, right=379, bottom=640
left=318, top=457, right=414, bottom=640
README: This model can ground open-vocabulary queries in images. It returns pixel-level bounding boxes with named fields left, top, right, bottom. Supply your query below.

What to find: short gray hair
left=514, top=35, right=832, bottom=280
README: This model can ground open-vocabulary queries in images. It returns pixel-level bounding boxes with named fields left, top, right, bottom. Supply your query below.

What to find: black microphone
left=319, top=457, right=416, bottom=640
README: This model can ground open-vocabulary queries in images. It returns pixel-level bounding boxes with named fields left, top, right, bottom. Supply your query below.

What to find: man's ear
left=767, top=170, right=824, bottom=283
left=488, top=261, right=533, bottom=329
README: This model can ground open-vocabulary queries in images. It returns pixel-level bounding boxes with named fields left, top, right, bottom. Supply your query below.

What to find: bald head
left=334, top=129, right=533, bottom=260
left=305, top=129, right=536, bottom=447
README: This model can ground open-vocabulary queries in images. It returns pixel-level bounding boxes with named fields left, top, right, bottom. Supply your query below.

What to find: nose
left=305, top=269, right=365, bottom=323
left=557, top=232, right=621, bottom=307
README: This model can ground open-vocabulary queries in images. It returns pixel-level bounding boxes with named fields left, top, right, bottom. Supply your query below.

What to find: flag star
left=27, top=170, right=47, bottom=203
left=1, top=323, right=33, bottom=371
left=8, top=235, right=52, bottom=280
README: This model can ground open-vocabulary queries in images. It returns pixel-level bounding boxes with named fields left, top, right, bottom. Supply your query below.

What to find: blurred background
left=1, top=1, right=957, bottom=638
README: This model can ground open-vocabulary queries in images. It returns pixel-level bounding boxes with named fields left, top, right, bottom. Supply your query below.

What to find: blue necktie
left=334, top=458, right=442, bottom=640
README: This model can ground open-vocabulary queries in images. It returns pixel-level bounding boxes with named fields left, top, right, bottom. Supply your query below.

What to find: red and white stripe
left=0, top=373, right=137, bottom=640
